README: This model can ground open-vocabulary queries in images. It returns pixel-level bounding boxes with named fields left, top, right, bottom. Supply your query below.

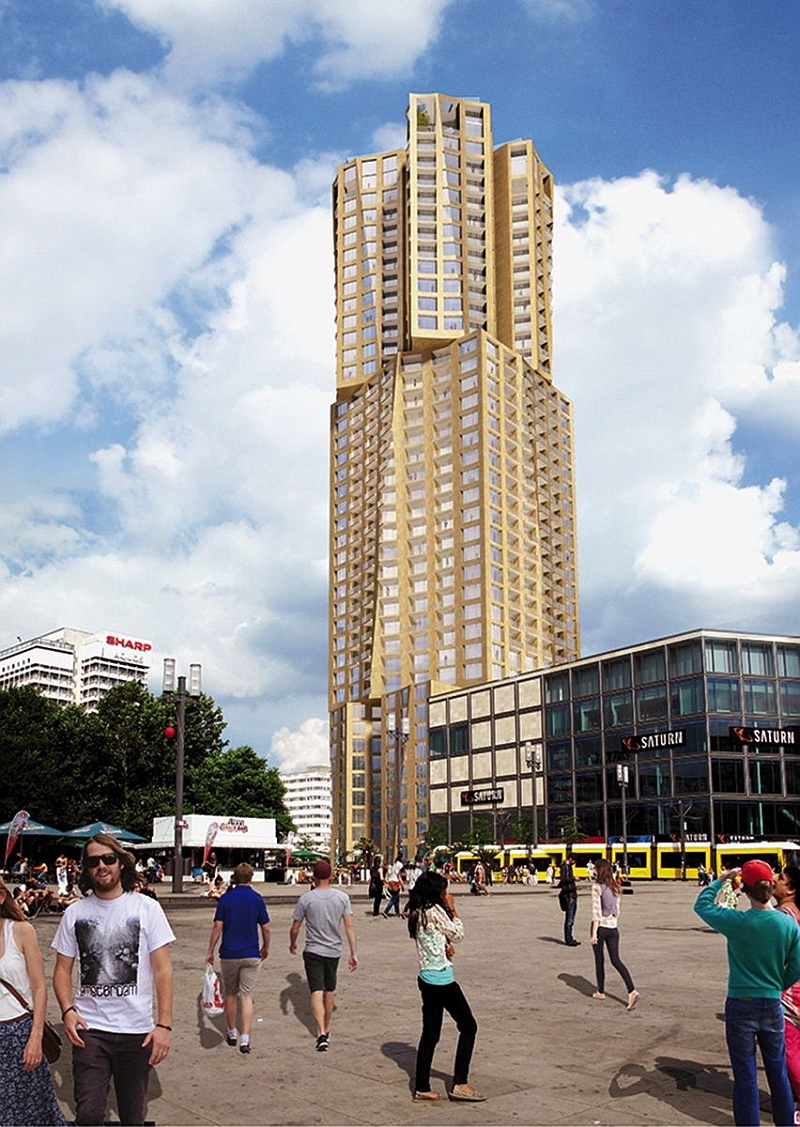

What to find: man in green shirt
left=695, top=859, right=800, bottom=1126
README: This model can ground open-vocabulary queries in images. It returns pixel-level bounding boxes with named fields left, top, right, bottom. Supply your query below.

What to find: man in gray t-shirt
left=289, top=860, right=358, bottom=1051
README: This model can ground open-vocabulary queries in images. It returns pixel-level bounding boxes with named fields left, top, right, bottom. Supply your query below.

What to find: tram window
left=620, top=851, right=647, bottom=870
left=660, top=851, right=707, bottom=870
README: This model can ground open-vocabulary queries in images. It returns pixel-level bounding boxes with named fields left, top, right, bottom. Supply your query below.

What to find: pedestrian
left=0, top=876, right=66, bottom=1126
left=471, top=860, right=489, bottom=896
left=55, top=855, right=69, bottom=897
left=407, top=871, right=485, bottom=1104
left=383, top=854, right=406, bottom=917
left=558, top=856, right=580, bottom=946
left=52, top=834, right=175, bottom=1126
left=289, top=859, right=358, bottom=1052
left=694, top=860, right=800, bottom=1127
left=590, top=859, right=639, bottom=1009
left=546, top=862, right=555, bottom=886
left=205, top=862, right=270, bottom=1054
left=772, top=866, right=800, bottom=1105
left=368, top=855, right=385, bottom=918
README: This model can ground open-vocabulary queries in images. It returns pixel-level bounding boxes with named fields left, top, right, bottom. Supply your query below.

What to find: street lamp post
left=387, top=712, right=409, bottom=862
left=163, top=659, right=202, bottom=894
left=524, top=742, right=542, bottom=850
left=616, top=763, right=629, bottom=877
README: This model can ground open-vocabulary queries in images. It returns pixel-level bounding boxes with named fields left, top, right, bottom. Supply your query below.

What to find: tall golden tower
left=329, top=94, right=579, bottom=861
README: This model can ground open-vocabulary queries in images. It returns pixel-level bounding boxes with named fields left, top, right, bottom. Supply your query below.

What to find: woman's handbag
left=0, top=977, right=62, bottom=1063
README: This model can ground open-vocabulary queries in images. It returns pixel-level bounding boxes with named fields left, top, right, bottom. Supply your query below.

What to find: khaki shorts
left=220, top=957, right=262, bottom=997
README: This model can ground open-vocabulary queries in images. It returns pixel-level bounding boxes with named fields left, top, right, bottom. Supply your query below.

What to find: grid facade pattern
left=329, top=93, right=578, bottom=860
left=428, top=630, right=800, bottom=845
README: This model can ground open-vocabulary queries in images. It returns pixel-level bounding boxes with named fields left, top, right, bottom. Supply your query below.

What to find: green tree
left=354, top=836, right=375, bottom=867
left=186, top=745, right=294, bottom=837
left=557, top=813, right=585, bottom=851
left=463, top=818, right=500, bottom=876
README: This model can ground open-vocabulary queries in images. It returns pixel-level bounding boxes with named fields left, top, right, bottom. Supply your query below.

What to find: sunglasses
left=86, top=853, right=120, bottom=869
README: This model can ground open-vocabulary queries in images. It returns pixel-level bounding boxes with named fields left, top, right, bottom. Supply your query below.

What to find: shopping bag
left=202, top=964, right=225, bottom=1015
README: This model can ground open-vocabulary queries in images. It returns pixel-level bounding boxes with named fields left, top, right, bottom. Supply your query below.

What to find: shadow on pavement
left=557, top=972, right=596, bottom=998
left=610, top=1057, right=734, bottom=1125
left=279, top=972, right=317, bottom=1036
left=380, top=1039, right=451, bottom=1093
left=195, top=992, right=225, bottom=1049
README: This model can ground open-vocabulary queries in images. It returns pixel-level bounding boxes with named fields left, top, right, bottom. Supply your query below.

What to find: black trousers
left=415, top=978, right=478, bottom=1092
left=371, top=886, right=384, bottom=916
left=593, top=926, right=635, bottom=994
left=72, top=1030, right=151, bottom=1126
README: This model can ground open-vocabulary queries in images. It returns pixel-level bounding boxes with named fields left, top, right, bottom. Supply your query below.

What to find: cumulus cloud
left=520, top=0, right=596, bottom=23
left=553, top=170, right=800, bottom=652
left=271, top=718, right=330, bottom=774
left=97, top=0, right=454, bottom=89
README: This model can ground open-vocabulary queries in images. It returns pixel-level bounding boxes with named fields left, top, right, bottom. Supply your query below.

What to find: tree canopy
left=0, top=682, right=293, bottom=839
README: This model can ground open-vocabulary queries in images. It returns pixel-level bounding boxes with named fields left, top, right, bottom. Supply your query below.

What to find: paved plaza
left=32, top=880, right=766, bottom=1126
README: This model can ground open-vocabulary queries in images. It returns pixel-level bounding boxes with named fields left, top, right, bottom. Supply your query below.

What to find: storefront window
left=711, top=759, right=745, bottom=793
left=636, top=684, right=668, bottom=723
left=545, top=673, right=570, bottom=704
left=602, top=657, right=631, bottom=691
left=778, top=646, right=800, bottom=678
left=575, top=737, right=602, bottom=767
left=741, top=642, right=774, bottom=677
left=634, top=649, right=666, bottom=686
left=573, top=665, right=599, bottom=697
left=706, top=639, right=739, bottom=674
left=604, top=691, right=632, bottom=728
left=548, top=774, right=573, bottom=805
left=546, top=703, right=571, bottom=737
left=669, top=640, right=702, bottom=678
left=780, top=681, right=800, bottom=717
left=547, top=741, right=571, bottom=770
left=575, top=772, right=602, bottom=802
left=749, top=759, right=782, bottom=795
left=573, top=697, right=601, bottom=733
left=673, top=758, right=708, bottom=795
left=429, top=728, right=446, bottom=758
left=743, top=680, right=777, bottom=716
left=707, top=678, right=740, bottom=713
left=639, top=762, right=671, bottom=797
left=671, top=678, right=704, bottom=716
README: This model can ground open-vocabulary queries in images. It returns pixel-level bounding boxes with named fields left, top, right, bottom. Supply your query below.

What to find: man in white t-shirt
left=53, top=834, right=175, bottom=1126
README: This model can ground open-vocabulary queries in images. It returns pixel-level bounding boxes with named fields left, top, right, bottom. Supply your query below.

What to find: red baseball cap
left=740, top=860, right=775, bottom=886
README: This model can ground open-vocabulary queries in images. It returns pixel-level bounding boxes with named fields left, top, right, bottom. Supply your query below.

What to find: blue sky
left=1, top=0, right=799, bottom=771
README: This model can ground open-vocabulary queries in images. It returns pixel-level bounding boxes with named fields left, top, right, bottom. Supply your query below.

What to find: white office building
left=0, top=627, right=152, bottom=710
left=279, top=765, right=333, bottom=849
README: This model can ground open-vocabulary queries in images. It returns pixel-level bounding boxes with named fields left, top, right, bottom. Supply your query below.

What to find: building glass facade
left=428, top=630, right=800, bottom=844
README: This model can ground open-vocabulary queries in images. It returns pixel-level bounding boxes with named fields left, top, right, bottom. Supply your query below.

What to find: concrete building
left=329, top=93, right=578, bottom=860
left=279, top=766, right=333, bottom=849
left=0, top=627, right=152, bottom=710
left=428, top=629, right=800, bottom=845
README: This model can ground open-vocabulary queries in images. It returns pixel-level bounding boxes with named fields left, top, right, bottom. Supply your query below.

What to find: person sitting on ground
left=206, top=875, right=227, bottom=900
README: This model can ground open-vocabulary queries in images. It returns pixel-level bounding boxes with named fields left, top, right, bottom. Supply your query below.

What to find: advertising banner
left=4, top=810, right=30, bottom=865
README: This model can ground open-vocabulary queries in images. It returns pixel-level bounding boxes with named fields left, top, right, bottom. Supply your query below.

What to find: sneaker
left=239, top=1042, right=251, bottom=1054
left=316, top=1033, right=329, bottom=1052
left=226, top=1032, right=238, bottom=1046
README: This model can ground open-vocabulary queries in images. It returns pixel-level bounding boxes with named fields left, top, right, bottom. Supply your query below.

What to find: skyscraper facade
left=329, top=93, right=579, bottom=861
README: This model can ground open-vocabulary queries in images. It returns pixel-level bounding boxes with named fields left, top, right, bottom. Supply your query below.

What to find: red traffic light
left=164, top=725, right=176, bottom=739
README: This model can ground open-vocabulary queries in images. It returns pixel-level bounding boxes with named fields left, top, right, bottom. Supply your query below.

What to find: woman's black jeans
left=415, top=977, right=478, bottom=1091
left=371, top=884, right=384, bottom=916
left=593, top=926, right=635, bottom=994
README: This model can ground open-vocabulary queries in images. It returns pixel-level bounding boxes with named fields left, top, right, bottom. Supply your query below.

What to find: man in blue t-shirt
left=206, top=863, right=270, bottom=1054
left=695, top=859, right=800, bottom=1126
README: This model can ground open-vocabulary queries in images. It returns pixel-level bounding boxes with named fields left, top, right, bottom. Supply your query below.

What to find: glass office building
left=428, top=629, right=800, bottom=843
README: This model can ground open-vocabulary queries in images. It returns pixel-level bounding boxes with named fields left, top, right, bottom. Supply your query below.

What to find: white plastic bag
left=202, top=963, right=225, bottom=1015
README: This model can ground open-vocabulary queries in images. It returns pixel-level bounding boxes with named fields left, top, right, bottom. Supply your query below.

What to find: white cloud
left=272, top=718, right=329, bottom=773
left=553, top=170, right=800, bottom=651
left=371, top=120, right=406, bottom=153
left=520, top=0, right=596, bottom=23
left=97, top=0, right=454, bottom=89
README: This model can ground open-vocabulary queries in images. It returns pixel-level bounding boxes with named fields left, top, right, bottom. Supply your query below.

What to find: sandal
left=627, top=989, right=640, bottom=1011
left=413, top=1091, right=442, bottom=1102
left=449, top=1085, right=486, bottom=1102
